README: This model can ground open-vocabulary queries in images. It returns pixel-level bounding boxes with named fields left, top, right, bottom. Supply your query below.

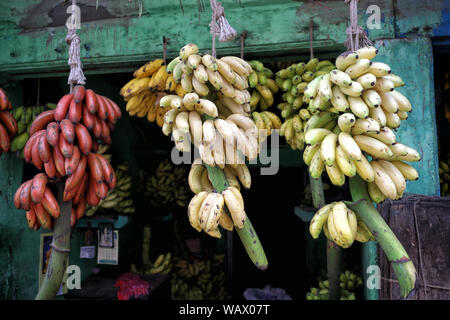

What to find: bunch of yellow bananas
left=247, top=60, right=279, bottom=111
left=294, top=46, right=421, bottom=204
left=309, top=201, right=374, bottom=249
left=439, top=155, right=450, bottom=196
left=138, top=159, right=189, bottom=208
left=306, top=270, right=362, bottom=300
left=120, top=59, right=185, bottom=127
left=171, top=255, right=230, bottom=300
left=130, top=252, right=172, bottom=275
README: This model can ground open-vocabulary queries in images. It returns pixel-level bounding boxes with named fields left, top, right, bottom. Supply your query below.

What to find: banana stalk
left=309, top=174, right=342, bottom=300
left=142, top=226, right=151, bottom=266
left=35, top=182, right=71, bottom=300
left=205, top=164, right=268, bottom=270
left=348, top=176, right=416, bottom=298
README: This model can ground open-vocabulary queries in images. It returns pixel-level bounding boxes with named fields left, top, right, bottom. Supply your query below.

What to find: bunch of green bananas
left=170, top=254, right=230, bottom=300
left=309, top=201, right=374, bottom=248
left=9, top=104, right=56, bottom=157
left=306, top=270, right=362, bottom=300
left=86, top=147, right=135, bottom=215
left=130, top=252, right=172, bottom=275
left=247, top=60, right=279, bottom=111
left=138, top=159, right=189, bottom=208
left=277, top=58, right=336, bottom=151
left=439, top=154, right=450, bottom=196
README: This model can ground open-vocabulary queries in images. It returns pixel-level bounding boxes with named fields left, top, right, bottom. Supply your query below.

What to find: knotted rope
left=344, top=0, right=373, bottom=51
left=66, top=0, right=86, bottom=91
left=209, top=0, right=237, bottom=57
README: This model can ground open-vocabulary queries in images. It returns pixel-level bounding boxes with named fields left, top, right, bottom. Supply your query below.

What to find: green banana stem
left=35, top=182, right=71, bottom=300
left=205, top=164, right=268, bottom=270
left=309, top=175, right=341, bottom=300
left=348, top=176, right=416, bottom=298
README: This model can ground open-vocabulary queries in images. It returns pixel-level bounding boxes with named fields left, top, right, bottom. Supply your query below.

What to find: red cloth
left=114, top=273, right=151, bottom=300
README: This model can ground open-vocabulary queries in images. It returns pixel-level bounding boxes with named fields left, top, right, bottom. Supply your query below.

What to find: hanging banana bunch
left=306, top=270, right=362, bottom=300
left=276, top=57, right=336, bottom=151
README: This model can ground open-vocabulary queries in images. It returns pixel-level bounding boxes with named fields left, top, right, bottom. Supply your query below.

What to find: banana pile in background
left=130, top=252, right=172, bottom=276
left=310, top=201, right=374, bottom=248
left=9, top=104, right=57, bottom=157
left=247, top=60, right=278, bottom=111
left=443, top=72, right=450, bottom=122
left=306, top=270, right=362, bottom=300
left=85, top=145, right=135, bottom=216
left=439, top=155, right=450, bottom=197
left=120, top=59, right=183, bottom=127
left=277, top=58, right=336, bottom=150
left=171, top=254, right=230, bottom=300
left=138, top=159, right=189, bottom=208
left=294, top=47, right=421, bottom=209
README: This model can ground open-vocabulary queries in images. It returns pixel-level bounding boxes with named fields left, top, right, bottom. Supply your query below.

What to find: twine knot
left=209, top=0, right=236, bottom=57
left=344, top=0, right=373, bottom=51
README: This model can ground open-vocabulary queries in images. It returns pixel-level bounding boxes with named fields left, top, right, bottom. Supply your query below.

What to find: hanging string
left=309, top=17, right=314, bottom=60
left=344, top=0, right=373, bottom=51
left=66, top=0, right=86, bottom=92
left=209, top=0, right=237, bottom=58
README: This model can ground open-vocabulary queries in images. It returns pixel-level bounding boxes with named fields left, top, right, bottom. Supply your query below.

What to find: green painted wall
left=0, top=0, right=445, bottom=299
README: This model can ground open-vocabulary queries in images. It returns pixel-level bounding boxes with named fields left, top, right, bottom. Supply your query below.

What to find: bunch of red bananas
left=14, top=85, right=122, bottom=230
left=0, top=88, right=18, bottom=156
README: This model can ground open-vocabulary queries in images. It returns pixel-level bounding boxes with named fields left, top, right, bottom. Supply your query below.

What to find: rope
left=309, top=18, right=314, bottom=60
left=209, top=0, right=237, bottom=58
left=413, top=200, right=427, bottom=299
left=65, top=0, right=86, bottom=88
left=344, top=0, right=373, bottom=51
left=240, top=31, right=247, bottom=59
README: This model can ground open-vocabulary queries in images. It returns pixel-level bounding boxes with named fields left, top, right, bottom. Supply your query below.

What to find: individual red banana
left=76, top=197, right=87, bottom=220
left=86, top=175, right=101, bottom=206
left=65, top=145, right=80, bottom=176
left=85, top=89, right=98, bottom=114
left=26, top=208, right=38, bottom=230
left=104, top=97, right=122, bottom=120
left=0, top=88, right=9, bottom=111
left=14, top=183, right=25, bottom=209
left=68, top=98, right=82, bottom=123
left=33, top=202, right=53, bottom=230
left=46, top=122, right=59, bottom=147
left=44, top=154, right=57, bottom=180
left=55, top=94, right=73, bottom=121
left=64, top=176, right=82, bottom=202
left=38, top=134, right=52, bottom=163
left=20, top=180, right=33, bottom=211
left=42, top=187, right=60, bottom=219
left=100, top=120, right=111, bottom=144
left=82, top=104, right=95, bottom=130
left=24, top=130, right=45, bottom=163
left=31, top=173, right=48, bottom=203
left=94, top=180, right=109, bottom=199
left=96, top=154, right=115, bottom=186
left=74, top=123, right=92, bottom=156
left=65, top=155, right=87, bottom=192
left=0, top=123, right=10, bottom=152
left=31, top=139, right=44, bottom=170
left=60, top=119, right=75, bottom=143
left=0, top=111, right=18, bottom=137
left=59, top=134, right=73, bottom=158
left=52, top=145, right=66, bottom=177
left=71, top=208, right=77, bottom=227
left=87, top=153, right=104, bottom=184
left=73, top=85, right=86, bottom=104
left=96, top=94, right=109, bottom=120
left=92, top=115, right=102, bottom=138
left=73, top=173, right=88, bottom=205
left=100, top=96, right=116, bottom=123
left=29, top=110, right=55, bottom=136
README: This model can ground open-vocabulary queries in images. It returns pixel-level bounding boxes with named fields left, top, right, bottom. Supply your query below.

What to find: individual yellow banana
left=134, top=59, right=164, bottom=78
left=331, top=202, right=354, bottom=247
left=367, top=181, right=386, bottom=203
left=180, top=43, right=199, bottom=60
left=218, top=209, right=234, bottom=231
left=188, top=111, right=203, bottom=146
left=353, top=154, right=375, bottom=182
left=326, top=162, right=346, bottom=186
left=337, top=113, right=356, bottom=133
left=347, top=208, right=358, bottom=241
left=345, top=58, right=371, bottom=79
left=370, top=160, right=398, bottom=199
left=309, top=203, right=335, bottom=239
left=368, top=62, right=391, bottom=77
left=378, top=159, right=406, bottom=198
left=188, top=191, right=208, bottom=232
left=320, top=133, right=338, bottom=166
left=192, top=76, right=210, bottom=96
left=187, top=54, right=202, bottom=70
left=364, top=126, right=396, bottom=145
left=390, top=90, right=412, bottom=112
left=255, top=85, right=274, bottom=106
left=356, top=46, right=378, bottom=60
left=309, top=149, right=325, bottom=178
left=232, top=164, right=251, bottom=189
left=357, top=73, right=377, bottom=89
left=353, top=135, right=394, bottom=160
left=181, top=73, right=194, bottom=93
left=369, top=105, right=387, bottom=126
left=335, top=145, right=357, bottom=177
left=338, top=132, right=362, bottom=160
left=331, top=85, right=350, bottom=112
left=188, top=162, right=205, bottom=194
left=304, top=128, right=332, bottom=145
left=222, top=187, right=246, bottom=229
left=392, top=161, right=419, bottom=181
left=206, top=69, right=223, bottom=90
left=350, top=118, right=380, bottom=135
left=383, top=74, right=405, bottom=88
left=378, top=91, right=399, bottom=113
left=223, top=165, right=241, bottom=190
left=330, top=69, right=352, bottom=87
left=348, top=96, right=369, bottom=118
left=336, top=51, right=359, bottom=71
left=384, top=110, right=401, bottom=129
left=205, top=193, right=225, bottom=232
left=202, top=54, right=218, bottom=71
left=303, top=144, right=321, bottom=166
left=195, top=99, right=218, bottom=118
left=340, top=81, right=364, bottom=97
